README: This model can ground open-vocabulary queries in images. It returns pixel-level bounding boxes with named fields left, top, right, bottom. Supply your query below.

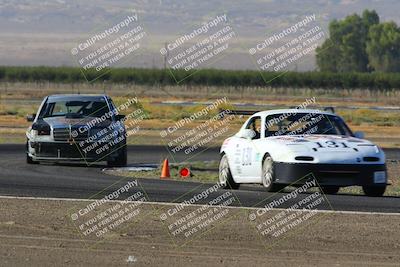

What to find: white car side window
left=245, top=116, right=261, bottom=140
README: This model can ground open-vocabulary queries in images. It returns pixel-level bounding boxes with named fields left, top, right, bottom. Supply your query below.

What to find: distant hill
left=0, top=0, right=399, bottom=70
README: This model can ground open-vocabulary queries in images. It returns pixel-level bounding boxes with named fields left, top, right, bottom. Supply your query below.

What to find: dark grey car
left=26, top=94, right=127, bottom=167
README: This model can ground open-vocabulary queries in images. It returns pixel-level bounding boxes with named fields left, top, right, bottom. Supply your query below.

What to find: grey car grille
left=53, top=127, right=88, bottom=142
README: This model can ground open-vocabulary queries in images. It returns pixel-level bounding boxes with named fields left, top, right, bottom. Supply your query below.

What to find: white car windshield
left=265, top=113, right=353, bottom=137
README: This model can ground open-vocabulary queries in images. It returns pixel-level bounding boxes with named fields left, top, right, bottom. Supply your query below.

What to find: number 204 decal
left=241, top=147, right=252, bottom=166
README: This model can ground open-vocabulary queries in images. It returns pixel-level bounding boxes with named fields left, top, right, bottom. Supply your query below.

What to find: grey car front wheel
left=107, top=145, right=127, bottom=167
left=26, top=141, right=38, bottom=164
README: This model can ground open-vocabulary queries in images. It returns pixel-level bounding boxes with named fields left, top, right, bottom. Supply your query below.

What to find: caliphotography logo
left=0, top=1, right=399, bottom=266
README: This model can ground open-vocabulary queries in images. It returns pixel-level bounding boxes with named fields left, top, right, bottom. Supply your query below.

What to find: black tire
left=362, top=185, right=386, bottom=197
left=320, top=186, right=340, bottom=195
left=219, top=154, right=239, bottom=189
left=262, top=154, right=285, bottom=192
left=107, top=146, right=127, bottom=167
left=26, top=141, right=38, bottom=164
left=26, top=153, right=38, bottom=164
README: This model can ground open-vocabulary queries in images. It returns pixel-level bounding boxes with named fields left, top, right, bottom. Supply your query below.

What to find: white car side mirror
left=237, top=129, right=256, bottom=140
left=354, top=131, right=365, bottom=139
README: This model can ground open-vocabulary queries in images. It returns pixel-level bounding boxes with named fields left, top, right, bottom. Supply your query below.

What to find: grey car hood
left=42, top=116, right=111, bottom=128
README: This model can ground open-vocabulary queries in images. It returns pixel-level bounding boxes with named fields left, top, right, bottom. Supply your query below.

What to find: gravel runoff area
left=0, top=197, right=399, bottom=266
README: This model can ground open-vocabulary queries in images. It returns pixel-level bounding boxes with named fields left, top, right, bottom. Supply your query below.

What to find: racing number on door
left=241, top=147, right=252, bottom=166
left=315, top=141, right=349, bottom=148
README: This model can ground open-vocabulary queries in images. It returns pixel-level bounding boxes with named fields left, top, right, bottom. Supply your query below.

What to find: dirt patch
left=0, top=197, right=399, bottom=266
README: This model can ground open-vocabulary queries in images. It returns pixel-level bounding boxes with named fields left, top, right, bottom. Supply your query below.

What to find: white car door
left=228, top=135, right=248, bottom=180
left=235, top=116, right=262, bottom=183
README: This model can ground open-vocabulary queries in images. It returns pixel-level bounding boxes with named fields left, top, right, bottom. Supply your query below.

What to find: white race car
left=219, top=109, right=387, bottom=197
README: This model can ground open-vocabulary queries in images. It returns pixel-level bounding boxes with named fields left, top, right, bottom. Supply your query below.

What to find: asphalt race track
left=0, top=144, right=399, bottom=213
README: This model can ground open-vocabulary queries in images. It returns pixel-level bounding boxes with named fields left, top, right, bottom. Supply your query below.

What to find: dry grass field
left=1, top=197, right=399, bottom=266
left=1, top=82, right=399, bottom=147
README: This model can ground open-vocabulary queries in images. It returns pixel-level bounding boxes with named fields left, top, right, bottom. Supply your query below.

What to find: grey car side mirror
left=354, top=131, right=365, bottom=139
left=26, top=114, right=36, bottom=122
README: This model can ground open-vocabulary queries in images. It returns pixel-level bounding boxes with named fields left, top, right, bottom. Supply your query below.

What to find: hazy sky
left=0, top=0, right=398, bottom=70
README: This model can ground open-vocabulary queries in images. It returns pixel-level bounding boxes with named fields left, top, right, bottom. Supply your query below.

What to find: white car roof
left=253, top=109, right=335, bottom=117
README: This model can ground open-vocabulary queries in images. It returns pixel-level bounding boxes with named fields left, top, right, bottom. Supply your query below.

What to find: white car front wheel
left=262, top=154, right=284, bottom=192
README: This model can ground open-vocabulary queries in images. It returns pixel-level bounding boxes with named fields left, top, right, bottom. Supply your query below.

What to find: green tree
left=366, top=22, right=400, bottom=72
left=316, top=9, right=379, bottom=72
left=362, top=9, right=379, bottom=28
left=316, top=37, right=340, bottom=72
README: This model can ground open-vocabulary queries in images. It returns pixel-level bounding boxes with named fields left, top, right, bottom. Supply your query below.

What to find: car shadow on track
left=237, top=185, right=400, bottom=199
left=36, top=161, right=106, bottom=169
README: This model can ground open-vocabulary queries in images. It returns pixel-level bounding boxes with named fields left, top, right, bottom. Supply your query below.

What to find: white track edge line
left=0, top=195, right=398, bottom=216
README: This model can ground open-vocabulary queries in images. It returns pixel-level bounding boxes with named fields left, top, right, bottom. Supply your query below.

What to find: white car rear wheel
left=219, top=154, right=239, bottom=189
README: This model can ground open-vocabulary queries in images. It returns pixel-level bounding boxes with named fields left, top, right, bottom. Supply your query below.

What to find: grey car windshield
left=265, top=113, right=353, bottom=137
left=39, top=100, right=110, bottom=118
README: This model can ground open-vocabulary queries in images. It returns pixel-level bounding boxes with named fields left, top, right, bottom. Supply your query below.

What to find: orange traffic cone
left=160, top=158, right=170, bottom=179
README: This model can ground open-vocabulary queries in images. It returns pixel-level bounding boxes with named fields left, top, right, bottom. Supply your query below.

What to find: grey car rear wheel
left=321, top=186, right=340, bottom=195
left=362, top=185, right=386, bottom=197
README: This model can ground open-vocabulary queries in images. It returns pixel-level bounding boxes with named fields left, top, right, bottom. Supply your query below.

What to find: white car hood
left=268, top=134, right=373, bottom=148
left=264, top=135, right=384, bottom=164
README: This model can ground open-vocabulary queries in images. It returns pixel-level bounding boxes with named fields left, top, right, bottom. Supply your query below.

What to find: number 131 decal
left=315, top=141, right=349, bottom=148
